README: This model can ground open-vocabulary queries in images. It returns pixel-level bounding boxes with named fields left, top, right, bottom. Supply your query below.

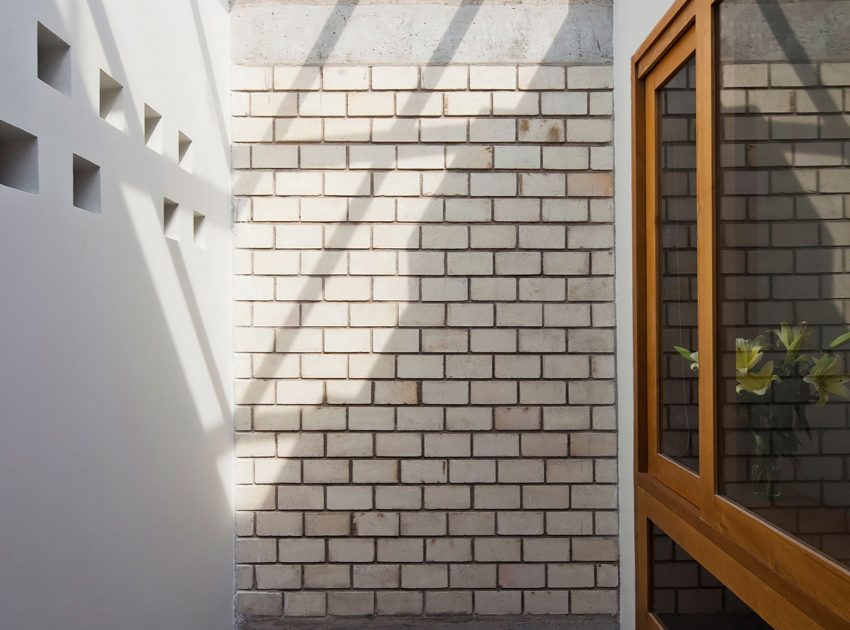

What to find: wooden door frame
left=632, top=0, right=850, bottom=627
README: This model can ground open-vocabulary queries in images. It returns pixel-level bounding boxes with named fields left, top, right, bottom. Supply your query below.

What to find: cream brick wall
left=232, top=63, right=616, bottom=620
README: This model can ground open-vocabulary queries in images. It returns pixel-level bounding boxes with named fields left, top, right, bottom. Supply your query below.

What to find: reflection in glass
left=717, top=0, right=850, bottom=568
left=652, top=524, right=773, bottom=629
left=659, top=56, right=699, bottom=473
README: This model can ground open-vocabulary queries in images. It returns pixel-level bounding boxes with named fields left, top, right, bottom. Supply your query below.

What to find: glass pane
left=718, top=0, right=850, bottom=569
left=659, top=56, right=700, bottom=473
left=652, top=523, right=774, bottom=629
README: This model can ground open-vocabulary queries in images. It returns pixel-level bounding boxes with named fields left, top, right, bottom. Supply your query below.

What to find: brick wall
left=230, top=63, right=617, bottom=620
left=719, top=56, right=850, bottom=566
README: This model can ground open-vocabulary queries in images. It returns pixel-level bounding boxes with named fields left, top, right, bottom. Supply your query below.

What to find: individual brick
left=272, top=67, right=320, bottom=90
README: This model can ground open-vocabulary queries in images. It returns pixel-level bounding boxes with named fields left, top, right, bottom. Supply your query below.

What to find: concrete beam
left=231, top=0, right=612, bottom=65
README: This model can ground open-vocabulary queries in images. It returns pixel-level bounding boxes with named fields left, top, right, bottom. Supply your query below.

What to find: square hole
left=72, top=155, right=100, bottom=213
left=99, top=70, right=125, bottom=130
left=0, top=121, right=39, bottom=194
left=193, top=212, right=207, bottom=248
left=37, top=23, right=71, bottom=95
left=144, top=105, right=163, bottom=153
left=177, top=131, right=193, bottom=171
left=163, top=198, right=180, bottom=241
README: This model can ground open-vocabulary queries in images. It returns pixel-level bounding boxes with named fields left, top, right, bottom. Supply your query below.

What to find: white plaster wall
left=0, top=2, right=233, bottom=629
left=612, top=1, right=677, bottom=628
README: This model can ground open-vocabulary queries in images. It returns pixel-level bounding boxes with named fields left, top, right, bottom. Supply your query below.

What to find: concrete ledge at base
left=241, top=614, right=618, bottom=630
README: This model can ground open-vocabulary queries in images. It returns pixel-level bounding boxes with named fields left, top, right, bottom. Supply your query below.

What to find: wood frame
left=632, top=0, right=850, bottom=627
left=643, top=25, right=701, bottom=507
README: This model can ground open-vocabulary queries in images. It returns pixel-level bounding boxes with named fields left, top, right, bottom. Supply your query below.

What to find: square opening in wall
left=99, top=70, right=125, bottom=130
left=37, top=23, right=71, bottom=95
left=144, top=105, right=163, bottom=153
left=72, top=154, right=100, bottom=213
left=177, top=132, right=193, bottom=171
left=0, top=120, right=39, bottom=194
left=193, top=212, right=207, bottom=248
left=163, top=198, right=180, bottom=241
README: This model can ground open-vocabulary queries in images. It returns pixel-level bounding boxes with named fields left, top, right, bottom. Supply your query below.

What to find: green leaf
left=673, top=345, right=699, bottom=371
left=828, top=331, right=850, bottom=350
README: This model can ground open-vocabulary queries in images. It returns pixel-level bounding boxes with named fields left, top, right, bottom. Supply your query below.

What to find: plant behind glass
left=675, top=322, right=850, bottom=499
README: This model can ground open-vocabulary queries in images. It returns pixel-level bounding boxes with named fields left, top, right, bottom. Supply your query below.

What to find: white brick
left=323, top=66, right=370, bottom=90
left=276, top=379, right=324, bottom=404
left=350, top=251, right=396, bottom=275
left=252, top=144, right=298, bottom=168
left=447, top=252, right=493, bottom=276
left=250, top=92, right=298, bottom=116
left=567, top=65, right=613, bottom=89
left=273, top=66, right=321, bottom=90
left=350, top=145, right=396, bottom=169
left=349, top=92, right=395, bottom=116
left=590, top=91, right=613, bottom=115
left=275, top=118, right=322, bottom=142
left=299, top=92, right=346, bottom=116
left=374, top=277, right=419, bottom=301
left=233, top=170, right=273, bottom=195
left=234, top=276, right=273, bottom=300
left=235, top=223, right=274, bottom=249
left=470, top=173, right=516, bottom=197
left=300, top=144, right=346, bottom=169
left=422, top=172, right=468, bottom=197
left=421, top=66, right=468, bottom=90
left=374, top=172, right=421, bottom=197
left=232, top=144, right=250, bottom=168
left=237, top=592, right=281, bottom=617
left=397, top=92, right=444, bottom=116
left=445, top=199, right=491, bottom=222
left=325, top=171, right=371, bottom=196
left=284, top=591, right=326, bottom=617
left=494, top=145, right=540, bottom=169
left=324, top=118, right=371, bottom=142
left=398, top=198, right=443, bottom=222
left=445, top=92, right=491, bottom=115
left=276, top=171, right=322, bottom=196
left=421, top=117, right=467, bottom=142
left=373, top=66, right=420, bottom=89
left=324, top=276, right=371, bottom=301
left=232, top=117, right=274, bottom=143
left=518, top=118, right=564, bottom=143
left=233, top=65, right=271, bottom=91
left=521, top=172, right=565, bottom=196
left=543, top=146, right=589, bottom=170
left=275, top=224, right=323, bottom=249
left=373, top=118, right=419, bottom=142
left=470, top=66, right=516, bottom=90
left=493, top=92, right=539, bottom=115
left=822, top=63, right=850, bottom=86
left=253, top=250, right=299, bottom=275
left=566, top=118, right=613, bottom=143
left=469, top=118, right=515, bottom=142
left=445, top=145, right=493, bottom=169
left=275, top=328, right=322, bottom=352
left=231, top=92, right=250, bottom=117
left=301, top=197, right=348, bottom=226
left=398, top=145, right=444, bottom=170
left=541, top=91, right=587, bottom=115
left=349, top=197, right=395, bottom=222
left=518, top=66, right=565, bottom=90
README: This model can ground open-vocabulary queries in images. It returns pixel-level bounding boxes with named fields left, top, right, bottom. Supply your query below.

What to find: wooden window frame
left=632, top=0, right=850, bottom=627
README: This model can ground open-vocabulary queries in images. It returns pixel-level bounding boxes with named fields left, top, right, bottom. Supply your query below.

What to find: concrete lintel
left=231, top=2, right=613, bottom=65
